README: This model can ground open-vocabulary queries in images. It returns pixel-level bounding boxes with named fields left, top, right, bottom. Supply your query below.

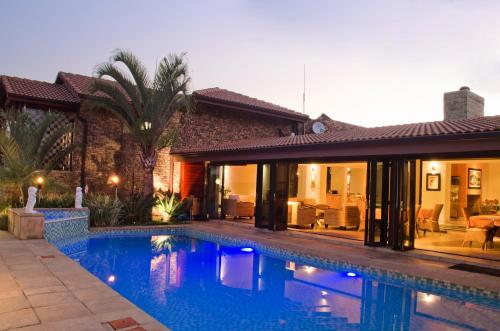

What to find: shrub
left=84, top=193, right=122, bottom=227
left=0, top=214, right=7, bottom=231
left=156, top=192, right=184, bottom=222
left=119, top=192, right=157, bottom=224
left=37, top=193, right=74, bottom=208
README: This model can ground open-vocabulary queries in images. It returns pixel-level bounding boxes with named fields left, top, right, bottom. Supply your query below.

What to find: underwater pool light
left=107, top=275, right=116, bottom=283
left=241, top=247, right=254, bottom=252
left=346, top=272, right=357, bottom=277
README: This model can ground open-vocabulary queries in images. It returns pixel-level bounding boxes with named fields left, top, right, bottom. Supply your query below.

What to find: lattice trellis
left=25, top=108, right=74, bottom=171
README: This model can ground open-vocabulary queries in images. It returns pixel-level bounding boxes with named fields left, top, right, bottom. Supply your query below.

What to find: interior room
left=221, top=164, right=257, bottom=224
left=415, top=159, right=500, bottom=259
left=288, top=162, right=367, bottom=240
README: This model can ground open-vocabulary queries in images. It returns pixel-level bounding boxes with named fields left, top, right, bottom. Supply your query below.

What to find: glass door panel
left=366, top=160, right=389, bottom=246
left=255, top=163, right=272, bottom=228
left=272, top=162, right=289, bottom=231
left=366, top=159, right=417, bottom=250
left=207, top=164, right=223, bottom=219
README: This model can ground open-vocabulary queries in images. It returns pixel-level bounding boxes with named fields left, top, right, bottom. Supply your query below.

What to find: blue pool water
left=55, top=232, right=500, bottom=331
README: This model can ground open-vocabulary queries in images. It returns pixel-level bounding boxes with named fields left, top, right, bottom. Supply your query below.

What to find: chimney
left=444, top=86, right=484, bottom=121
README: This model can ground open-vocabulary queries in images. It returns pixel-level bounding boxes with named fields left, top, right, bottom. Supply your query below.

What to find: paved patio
left=0, top=231, right=168, bottom=331
left=2, top=221, right=500, bottom=330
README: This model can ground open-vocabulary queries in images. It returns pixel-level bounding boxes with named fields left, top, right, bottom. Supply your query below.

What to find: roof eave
left=172, top=131, right=500, bottom=162
left=194, top=94, right=309, bottom=122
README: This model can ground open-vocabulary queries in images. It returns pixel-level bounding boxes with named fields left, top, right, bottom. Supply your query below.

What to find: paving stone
left=0, top=289, right=23, bottom=299
left=35, top=302, right=92, bottom=323
left=72, top=285, right=119, bottom=302
left=93, top=309, right=157, bottom=326
left=0, top=295, right=31, bottom=314
left=139, top=322, right=169, bottom=331
left=107, top=317, right=138, bottom=330
left=84, top=296, right=135, bottom=314
left=42, top=316, right=106, bottom=331
left=28, top=291, right=79, bottom=308
left=17, top=276, right=63, bottom=290
left=7, top=324, right=45, bottom=331
left=0, top=308, right=40, bottom=331
left=23, top=285, right=68, bottom=296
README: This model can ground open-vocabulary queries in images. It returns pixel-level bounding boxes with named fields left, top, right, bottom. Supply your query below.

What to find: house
left=2, top=73, right=500, bottom=257
left=0, top=72, right=310, bottom=195
left=172, top=86, right=500, bottom=256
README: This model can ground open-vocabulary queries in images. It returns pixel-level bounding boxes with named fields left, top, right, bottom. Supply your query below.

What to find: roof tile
left=193, top=87, right=308, bottom=120
left=1, top=76, right=79, bottom=104
left=174, top=115, right=500, bottom=154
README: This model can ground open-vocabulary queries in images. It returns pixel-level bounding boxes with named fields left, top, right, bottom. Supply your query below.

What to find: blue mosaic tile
left=39, top=208, right=90, bottom=242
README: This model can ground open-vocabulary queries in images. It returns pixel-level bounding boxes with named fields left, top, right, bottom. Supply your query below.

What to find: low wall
left=38, top=208, right=90, bottom=242
left=8, top=208, right=90, bottom=242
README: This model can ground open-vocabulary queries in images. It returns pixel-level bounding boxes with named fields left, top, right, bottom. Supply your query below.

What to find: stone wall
left=444, top=87, right=484, bottom=121
left=175, top=103, right=297, bottom=150
left=78, top=104, right=123, bottom=195
left=147, top=103, right=301, bottom=194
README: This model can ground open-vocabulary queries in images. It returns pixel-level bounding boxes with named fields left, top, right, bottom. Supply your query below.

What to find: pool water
left=57, top=233, right=500, bottom=331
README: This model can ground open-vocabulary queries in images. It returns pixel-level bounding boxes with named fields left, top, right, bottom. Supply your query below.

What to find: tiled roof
left=57, top=72, right=116, bottom=99
left=0, top=76, right=79, bottom=104
left=193, top=87, right=309, bottom=121
left=174, top=115, right=500, bottom=154
left=306, top=113, right=362, bottom=133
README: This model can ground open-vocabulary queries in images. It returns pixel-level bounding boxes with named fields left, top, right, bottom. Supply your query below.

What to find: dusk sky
left=1, top=0, right=500, bottom=127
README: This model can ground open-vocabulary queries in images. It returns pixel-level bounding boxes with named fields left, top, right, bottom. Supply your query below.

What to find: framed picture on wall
left=426, top=173, right=441, bottom=191
left=468, top=168, right=482, bottom=189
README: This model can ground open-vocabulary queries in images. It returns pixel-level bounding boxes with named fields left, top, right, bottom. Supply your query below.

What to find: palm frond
left=112, top=50, right=151, bottom=106
left=93, top=62, right=143, bottom=115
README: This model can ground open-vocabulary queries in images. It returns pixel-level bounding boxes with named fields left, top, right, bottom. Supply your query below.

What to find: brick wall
left=175, top=103, right=297, bottom=150
left=148, top=103, right=300, bottom=195
left=78, top=104, right=123, bottom=195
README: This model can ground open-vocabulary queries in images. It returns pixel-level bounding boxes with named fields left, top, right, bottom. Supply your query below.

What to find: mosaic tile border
left=40, top=208, right=90, bottom=242
left=56, top=226, right=500, bottom=307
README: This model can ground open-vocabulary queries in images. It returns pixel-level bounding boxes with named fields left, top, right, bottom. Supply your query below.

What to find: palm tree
left=90, top=50, right=190, bottom=197
left=0, top=108, right=78, bottom=204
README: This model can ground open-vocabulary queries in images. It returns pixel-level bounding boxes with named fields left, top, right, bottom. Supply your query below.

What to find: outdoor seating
left=417, top=204, right=443, bottom=235
left=461, top=207, right=489, bottom=250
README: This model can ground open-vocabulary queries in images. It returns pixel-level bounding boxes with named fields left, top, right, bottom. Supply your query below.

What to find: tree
left=90, top=50, right=190, bottom=196
left=0, top=108, right=78, bottom=204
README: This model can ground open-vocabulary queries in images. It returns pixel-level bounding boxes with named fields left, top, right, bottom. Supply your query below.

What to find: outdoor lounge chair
left=461, top=207, right=489, bottom=250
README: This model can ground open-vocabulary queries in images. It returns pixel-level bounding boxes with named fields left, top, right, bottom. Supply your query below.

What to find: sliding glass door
left=255, top=162, right=291, bottom=231
left=366, top=159, right=417, bottom=250
left=206, top=164, right=224, bottom=219
left=255, top=163, right=272, bottom=228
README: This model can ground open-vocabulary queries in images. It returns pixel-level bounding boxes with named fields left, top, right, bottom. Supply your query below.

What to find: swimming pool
left=54, top=230, right=500, bottom=331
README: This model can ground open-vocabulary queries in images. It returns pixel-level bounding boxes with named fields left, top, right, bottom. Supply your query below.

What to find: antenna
left=302, top=64, right=306, bottom=114
left=302, top=64, right=306, bottom=135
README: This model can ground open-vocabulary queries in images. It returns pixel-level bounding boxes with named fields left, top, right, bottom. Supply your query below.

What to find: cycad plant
left=90, top=50, right=191, bottom=197
left=156, top=193, right=182, bottom=222
left=0, top=108, right=78, bottom=204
